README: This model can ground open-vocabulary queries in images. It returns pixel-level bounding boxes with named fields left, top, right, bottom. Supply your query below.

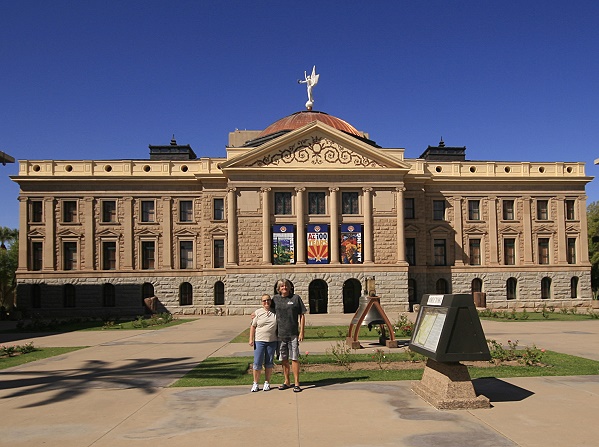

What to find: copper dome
left=258, top=111, right=362, bottom=138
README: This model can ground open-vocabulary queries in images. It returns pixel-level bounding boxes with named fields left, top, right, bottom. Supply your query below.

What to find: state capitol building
left=11, top=88, right=594, bottom=317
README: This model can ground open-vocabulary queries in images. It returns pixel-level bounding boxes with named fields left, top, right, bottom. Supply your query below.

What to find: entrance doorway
left=342, top=278, right=361, bottom=313
left=308, top=279, right=328, bottom=314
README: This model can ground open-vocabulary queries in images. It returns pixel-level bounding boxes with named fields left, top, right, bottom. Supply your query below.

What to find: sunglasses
left=262, top=299, right=271, bottom=303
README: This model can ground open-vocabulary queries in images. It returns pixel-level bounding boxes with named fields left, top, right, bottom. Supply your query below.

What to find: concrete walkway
left=1, top=315, right=598, bottom=446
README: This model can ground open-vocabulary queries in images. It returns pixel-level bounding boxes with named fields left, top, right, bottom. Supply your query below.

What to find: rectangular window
left=342, top=192, right=359, bottom=214
left=433, top=200, right=445, bottom=220
left=308, top=192, right=326, bottom=214
left=30, top=200, right=43, bottom=223
left=63, top=241, right=77, bottom=270
left=404, top=198, right=415, bottom=219
left=565, top=200, right=575, bottom=220
left=504, top=238, right=516, bottom=265
left=141, top=241, right=155, bottom=269
left=406, top=238, right=416, bottom=266
left=213, top=198, right=224, bottom=220
left=468, top=200, right=480, bottom=220
left=141, top=201, right=155, bottom=222
left=538, top=238, right=550, bottom=264
left=62, top=200, right=77, bottom=223
left=31, top=241, right=43, bottom=271
left=275, top=192, right=292, bottom=215
left=102, top=200, right=117, bottom=223
left=503, top=200, right=515, bottom=220
left=469, top=239, right=481, bottom=265
left=567, top=238, right=576, bottom=264
left=179, top=200, right=193, bottom=222
left=433, top=239, right=446, bottom=266
left=179, top=240, right=194, bottom=269
left=213, top=239, right=225, bottom=268
left=102, top=241, right=116, bottom=270
left=537, top=200, right=548, bottom=220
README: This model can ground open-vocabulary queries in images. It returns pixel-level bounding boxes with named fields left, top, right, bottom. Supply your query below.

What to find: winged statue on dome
left=298, top=66, right=319, bottom=110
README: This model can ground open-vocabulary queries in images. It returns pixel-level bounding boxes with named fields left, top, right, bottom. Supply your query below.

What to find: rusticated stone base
left=412, top=358, right=490, bottom=410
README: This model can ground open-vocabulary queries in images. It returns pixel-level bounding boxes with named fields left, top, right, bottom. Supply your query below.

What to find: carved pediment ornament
left=246, top=136, right=386, bottom=168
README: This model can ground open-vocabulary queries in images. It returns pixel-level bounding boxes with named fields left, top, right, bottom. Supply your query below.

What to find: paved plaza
left=1, top=314, right=598, bottom=447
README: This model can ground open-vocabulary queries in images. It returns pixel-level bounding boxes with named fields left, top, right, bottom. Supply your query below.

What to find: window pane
left=308, top=192, right=326, bottom=214
left=142, top=241, right=155, bottom=269
left=63, top=201, right=77, bottom=222
left=275, top=192, right=292, bottom=215
left=102, top=242, right=116, bottom=270
left=179, top=282, right=193, bottom=306
left=180, top=200, right=193, bottom=222
left=141, top=201, right=155, bottom=222
left=180, top=241, right=193, bottom=269
left=565, top=200, right=575, bottom=220
left=342, top=192, right=359, bottom=214
left=433, top=200, right=445, bottom=220
left=567, top=238, right=576, bottom=264
left=503, top=200, right=514, bottom=220
left=213, top=198, right=224, bottom=220
left=541, top=277, right=551, bottom=299
left=538, top=238, right=550, bottom=264
left=406, top=238, right=416, bottom=266
left=103, top=284, right=116, bottom=307
left=504, top=238, right=515, bottom=265
left=63, top=242, right=77, bottom=270
left=507, top=278, right=517, bottom=300
left=30, top=201, right=43, bottom=223
left=434, top=239, right=446, bottom=265
left=537, top=200, right=548, bottom=220
left=214, top=281, right=225, bottom=305
left=469, top=239, right=481, bottom=265
left=404, top=198, right=415, bottom=219
left=102, top=201, right=117, bottom=223
left=468, top=200, right=480, bottom=220
left=31, top=242, right=43, bottom=271
left=213, top=239, right=225, bottom=268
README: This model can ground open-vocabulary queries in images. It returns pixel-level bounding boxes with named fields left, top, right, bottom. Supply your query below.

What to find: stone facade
left=11, top=113, right=594, bottom=318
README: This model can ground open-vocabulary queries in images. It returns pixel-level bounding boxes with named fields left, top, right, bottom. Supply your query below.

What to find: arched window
left=435, top=278, right=448, bottom=294
left=541, top=277, right=552, bottom=299
left=63, top=284, right=76, bottom=308
left=570, top=276, right=579, bottom=299
left=471, top=278, right=483, bottom=294
left=142, top=282, right=154, bottom=298
left=179, top=282, right=193, bottom=306
left=506, top=277, right=517, bottom=300
left=31, top=284, right=42, bottom=308
left=103, top=283, right=116, bottom=307
left=214, top=281, right=225, bottom=306
left=342, top=278, right=361, bottom=314
left=308, top=279, right=328, bottom=314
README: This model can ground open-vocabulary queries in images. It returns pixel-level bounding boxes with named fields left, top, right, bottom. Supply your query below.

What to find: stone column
left=83, top=197, right=95, bottom=270
left=17, top=197, right=28, bottom=271
left=453, top=197, right=464, bottom=266
left=329, top=187, right=339, bottom=264
left=261, top=187, right=271, bottom=264
left=578, top=195, right=590, bottom=263
left=162, top=196, right=173, bottom=269
left=43, top=198, right=55, bottom=271
left=295, top=187, right=306, bottom=265
left=227, top=187, right=238, bottom=266
left=122, top=197, right=134, bottom=270
left=522, top=197, right=534, bottom=264
left=396, top=187, right=406, bottom=264
left=488, top=197, right=498, bottom=265
left=363, top=187, right=373, bottom=264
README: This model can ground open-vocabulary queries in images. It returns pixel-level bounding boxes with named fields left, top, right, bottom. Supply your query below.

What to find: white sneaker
left=251, top=382, right=259, bottom=392
left=263, top=382, right=270, bottom=391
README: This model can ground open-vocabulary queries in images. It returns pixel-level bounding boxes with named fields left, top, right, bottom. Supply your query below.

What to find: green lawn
left=1, top=317, right=194, bottom=333
left=172, top=350, right=599, bottom=387
left=478, top=309, right=599, bottom=321
left=231, top=325, right=402, bottom=343
left=0, top=347, right=86, bottom=370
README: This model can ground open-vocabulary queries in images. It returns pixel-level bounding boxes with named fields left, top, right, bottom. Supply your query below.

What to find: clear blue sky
left=2, top=1, right=599, bottom=230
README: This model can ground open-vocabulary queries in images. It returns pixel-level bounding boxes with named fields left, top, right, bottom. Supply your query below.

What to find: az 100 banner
left=340, top=224, right=362, bottom=264
left=272, top=224, right=295, bottom=265
left=307, top=224, right=329, bottom=264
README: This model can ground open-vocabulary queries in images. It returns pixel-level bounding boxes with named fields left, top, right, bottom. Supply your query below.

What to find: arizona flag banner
left=272, top=224, right=295, bottom=265
left=340, top=224, right=362, bottom=264
left=307, top=224, right=329, bottom=264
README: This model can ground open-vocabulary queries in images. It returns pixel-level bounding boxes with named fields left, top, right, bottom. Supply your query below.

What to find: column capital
left=260, top=187, right=272, bottom=193
left=329, top=187, right=339, bottom=193
left=226, top=186, right=237, bottom=193
left=395, top=187, right=406, bottom=193
left=295, top=187, right=306, bottom=193
left=362, top=187, right=373, bottom=193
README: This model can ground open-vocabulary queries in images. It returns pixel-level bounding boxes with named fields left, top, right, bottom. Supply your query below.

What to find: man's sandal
left=293, top=386, right=302, bottom=393
left=278, top=383, right=291, bottom=390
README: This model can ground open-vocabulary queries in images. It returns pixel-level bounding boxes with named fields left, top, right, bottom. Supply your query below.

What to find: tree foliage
left=0, top=227, right=18, bottom=308
left=587, top=202, right=599, bottom=297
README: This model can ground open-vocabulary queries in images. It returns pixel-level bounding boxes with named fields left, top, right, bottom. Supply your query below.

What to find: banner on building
left=307, top=224, right=329, bottom=264
left=340, top=224, right=362, bottom=264
left=272, top=224, right=295, bottom=265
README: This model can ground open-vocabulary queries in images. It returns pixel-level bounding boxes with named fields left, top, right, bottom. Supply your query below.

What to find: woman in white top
left=248, top=294, right=277, bottom=392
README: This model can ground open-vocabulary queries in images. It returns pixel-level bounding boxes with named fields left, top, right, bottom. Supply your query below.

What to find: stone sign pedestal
left=412, top=358, right=490, bottom=410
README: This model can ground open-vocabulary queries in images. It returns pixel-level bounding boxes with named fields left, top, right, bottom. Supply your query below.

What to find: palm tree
left=0, top=227, right=18, bottom=251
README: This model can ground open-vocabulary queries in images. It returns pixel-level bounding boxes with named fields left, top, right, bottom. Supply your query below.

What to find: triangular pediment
left=28, top=229, right=45, bottom=237
left=97, top=229, right=121, bottom=237
left=534, top=225, right=555, bottom=234
left=137, top=228, right=160, bottom=237
left=464, top=226, right=487, bottom=235
left=565, top=224, right=578, bottom=233
left=404, top=224, right=420, bottom=233
left=57, top=229, right=82, bottom=237
left=429, top=225, right=453, bottom=236
left=220, top=121, right=410, bottom=172
left=499, top=226, right=520, bottom=235
left=208, top=225, right=227, bottom=235
left=174, top=229, right=198, bottom=237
